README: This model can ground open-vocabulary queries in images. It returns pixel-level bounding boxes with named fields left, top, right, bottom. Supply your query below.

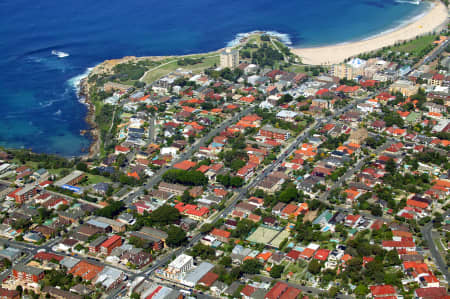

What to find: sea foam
left=67, top=67, right=93, bottom=93
left=227, top=30, right=292, bottom=47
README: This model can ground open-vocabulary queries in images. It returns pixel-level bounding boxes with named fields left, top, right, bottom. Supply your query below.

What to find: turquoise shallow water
left=0, top=0, right=427, bottom=156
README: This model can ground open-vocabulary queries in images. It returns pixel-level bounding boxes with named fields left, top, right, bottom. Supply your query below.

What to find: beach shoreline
left=292, top=1, right=448, bottom=65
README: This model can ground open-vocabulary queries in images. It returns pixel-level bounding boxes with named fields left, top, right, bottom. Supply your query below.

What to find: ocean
left=0, top=0, right=427, bottom=156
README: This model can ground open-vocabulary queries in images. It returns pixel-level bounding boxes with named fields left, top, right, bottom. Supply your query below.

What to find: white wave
left=67, top=67, right=93, bottom=93
left=227, top=30, right=292, bottom=47
left=52, top=50, right=70, bottom=58
left=395, top=0, right=421, bottom=5
left=54, top=109, right=62, bottom=116
left=67, top=67, right=93, bottom=106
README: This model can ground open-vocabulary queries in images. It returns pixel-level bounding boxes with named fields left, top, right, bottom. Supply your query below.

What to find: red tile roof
left=101, top=235, right=121, bottom=249
left=211, top=228, right=231, bottom=239
left=198, top=271, right=218, bottom=287
left=314, top=249, right=330, bottom=261
left=265, top=282, right=288, bottom=299
left=173, top=160, right=197, bottom=171
left=370, top=285, right=396, bottom=297
left=241, top=285, right=256, bottom=297
left=34, top=252, right=64, bottom=262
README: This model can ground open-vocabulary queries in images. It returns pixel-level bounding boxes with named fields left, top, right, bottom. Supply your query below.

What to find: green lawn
left=287, top=64, right=308, bottom=73
left=81, top=173, right=111, bottom=186
left=141, top=53, right=220, bottom=84
left=389, top=34, right=437, bottom=56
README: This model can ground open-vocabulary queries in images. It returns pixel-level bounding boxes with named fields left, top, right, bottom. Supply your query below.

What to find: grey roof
left=94, top=267, right=124, bottom=289
left=60, top=256, right=80, bottom=269
left=94, top=216, right=126, bottom=229
left=312, top=210, right=333, bottom=225
left=54, top=170, right=84, bottom=187
left=13, top=264, right=44, bottom=276
left=260, top=125, right=290, bottom=135
left=225, top=281, right=242, bottom=296
left=93, top=182, right=109, bottom=192
left=0, top=247, right=21, bottom=261
left=140, top=226, right=168, bottom=240
left=184, top=262, right=214, bottom=285
left=89, top=235, right=108, bottom=248
left=86, top=219, right=110, bottom=230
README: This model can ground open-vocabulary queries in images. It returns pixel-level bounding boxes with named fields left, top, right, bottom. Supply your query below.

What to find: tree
left=166, top=226, right=187, bottom=247
left=279, top=187, right=298, bottom=203
left=241, top=259, right=263, bottom=274
left=307, top=259, right=322, bottom=274
left=232, top=219, right=256, bottom=238
left=200, top=223, right=214, bottom=234
left=385, top=249, right=401, bottom=266
left=147, top=205, right=181, bottom=226
left=370, top=205, right=383, bottom=217
left=76, top=162, right=88, bottom=172
left=354, top=284, right=369, bottom=296
left=219, top=256, right=232, bottom=267
left=189, top=244, right=216, bottom=260
left=95, top=201, right=124, bottom=218
left=385, top=158, right=396, bottom=175
left=269, top=265, right=285, bottom=278
left=181, top=190, right=195, bottom=203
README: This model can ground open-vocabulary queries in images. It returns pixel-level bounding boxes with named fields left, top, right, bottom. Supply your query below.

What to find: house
left=299, top=248, right=315, bottom=260
left=369, top=285, right=396, bottom=298
left=0, top=288, right=20, bottom=299
left=285, top=250, right=301, bottom=262
left=414, top=287, right=448, bottom=299
left=33, top=252, right=64, bottom=263
left=241, top=285, right=256, bottom=299
left=158, top=182, right=188, bottom=196
left=210, top=228, right=231, bottom=243
left=345, top=215, right=362, bottom=227
left=264, top=282, right=301, bottom=299
left=114, top=145, right=130, bottom=155
left=174, top=202, right=210, bottom=220
left=173, top=160, right=197, bottom=171
left=198, top=271, right=219, bottom=288
left=382, top=240, right=415, bottom=252
left=314, top=249, right=330, bottom=261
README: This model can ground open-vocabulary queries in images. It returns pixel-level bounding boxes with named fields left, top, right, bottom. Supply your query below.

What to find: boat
left=51, top=50, right=69, bottom=58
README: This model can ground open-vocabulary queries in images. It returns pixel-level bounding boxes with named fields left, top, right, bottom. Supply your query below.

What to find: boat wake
left=227, top=30, right=292, bottom=47
left=51, top=50, right=70, bottom=58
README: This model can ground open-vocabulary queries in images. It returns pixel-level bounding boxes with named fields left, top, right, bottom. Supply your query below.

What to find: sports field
left=269, top=230, right=290, bottom=248
left=246, top=226, right=279, bottom=244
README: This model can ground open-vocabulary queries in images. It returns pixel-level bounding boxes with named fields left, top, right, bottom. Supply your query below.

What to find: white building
left=166, top=254, right=194, bottom=279
left=220, top=48, right=239, bottom=69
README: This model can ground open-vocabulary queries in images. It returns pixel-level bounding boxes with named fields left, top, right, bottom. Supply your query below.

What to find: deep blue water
left=0, top=0, right=427, bottom=156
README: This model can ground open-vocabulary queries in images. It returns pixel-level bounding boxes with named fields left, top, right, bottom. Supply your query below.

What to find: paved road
left=422, top=215, right=450, bottom=282
left=246, top=274, right=355, bottom=299
left=123, top=106, right=256, bottom=206
left=144, top=94, right=374, bottom=277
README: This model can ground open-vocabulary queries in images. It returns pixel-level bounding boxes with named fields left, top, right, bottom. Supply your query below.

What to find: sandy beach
left=292, top=1, right=448, bottom=65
